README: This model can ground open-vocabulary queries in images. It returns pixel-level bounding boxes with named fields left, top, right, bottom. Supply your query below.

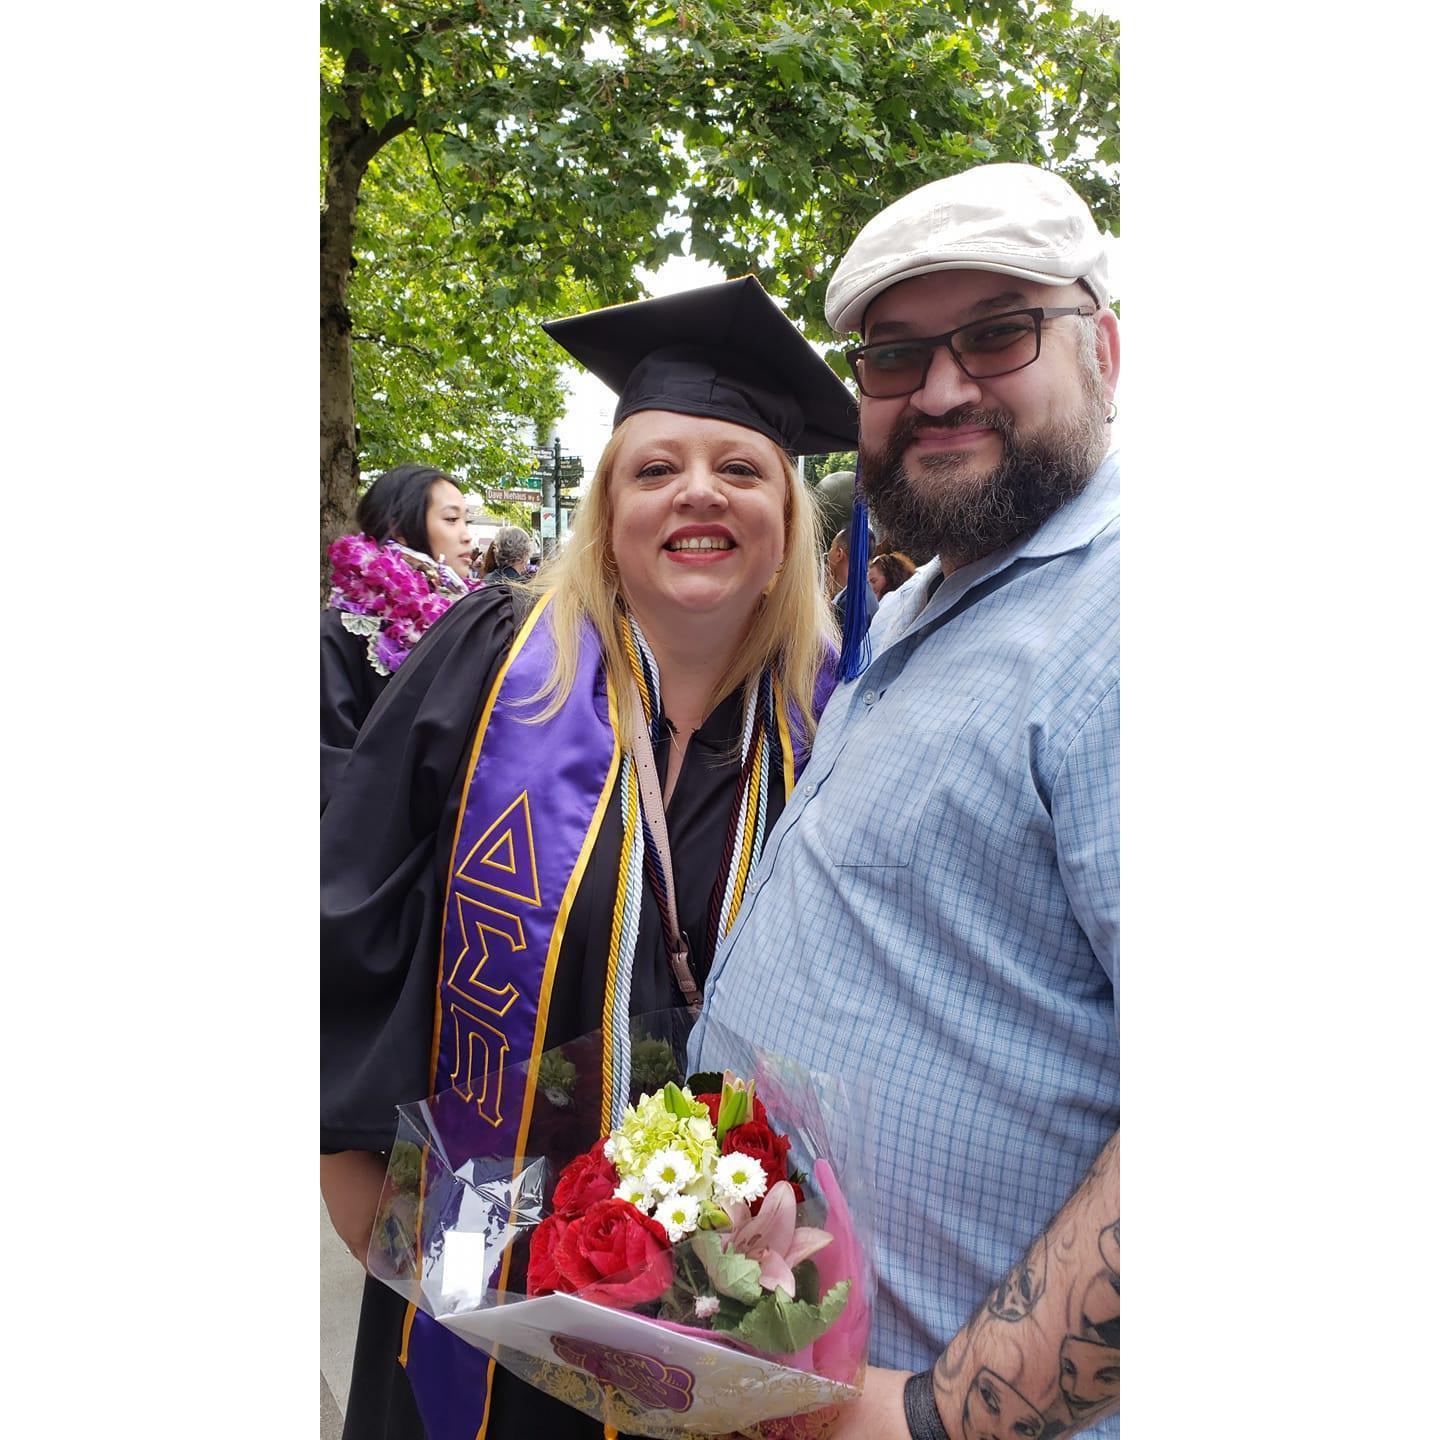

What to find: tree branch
left=420, top=132, right=462, bottom=227
left=352, top=110, right=417, bottom=170
left=353, top=331, right=438, bottom=363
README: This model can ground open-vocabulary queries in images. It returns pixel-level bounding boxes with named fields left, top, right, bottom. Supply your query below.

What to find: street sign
left=490, top=487, right=543, bottom=505
left=530, top=458, right=586, bottom=488
left=540, top=507, right=557, bottom=539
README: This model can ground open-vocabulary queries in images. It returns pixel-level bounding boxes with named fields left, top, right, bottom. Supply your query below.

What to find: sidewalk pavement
left=321, top=1196, right=366, bottom=1440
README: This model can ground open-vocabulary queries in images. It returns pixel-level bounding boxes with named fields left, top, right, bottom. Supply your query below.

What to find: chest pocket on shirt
left=814, top=692, right=982, bottom=867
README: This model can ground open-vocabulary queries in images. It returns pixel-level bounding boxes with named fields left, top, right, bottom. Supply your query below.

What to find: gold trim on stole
left=400, top=591, right=554, bottom=1372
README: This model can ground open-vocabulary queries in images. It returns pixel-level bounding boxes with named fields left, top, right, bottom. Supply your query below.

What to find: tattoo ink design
left=1079, top=1269, right=1120, bottom=1348
left=935, top=1141, right=1119, bottom=1440
left=960, top=1367, right=1045, bottom=1440
left=987, top=1235, right=1048, bottom=1322
left=1081, top=1219, right=1120, bottom=1346
left=1098, top=1221, right=1119, bottom=1277
left=1057, top=1335, right=1120, bottom=1419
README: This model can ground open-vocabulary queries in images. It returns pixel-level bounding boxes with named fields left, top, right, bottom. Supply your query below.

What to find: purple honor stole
left=401, top=593, right=621, bottom=1440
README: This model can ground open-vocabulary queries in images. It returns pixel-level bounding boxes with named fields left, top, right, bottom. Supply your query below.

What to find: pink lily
left=725, top=1183, right=833, bottom=1299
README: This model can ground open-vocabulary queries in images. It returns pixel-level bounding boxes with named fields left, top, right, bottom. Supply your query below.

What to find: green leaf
left=791, top=1258, right=820, bottom=1308
left=731, top=1280, right=852, bottom=1355
left=706, top=1293, right=753, bottom=1332
left=691, top=1232, right=764, bottom=1304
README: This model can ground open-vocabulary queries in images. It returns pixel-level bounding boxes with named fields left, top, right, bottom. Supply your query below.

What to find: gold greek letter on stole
left=446, top=792, right=542, bottom=1126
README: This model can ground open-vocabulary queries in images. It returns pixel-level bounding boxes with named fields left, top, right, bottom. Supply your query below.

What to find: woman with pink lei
left=321, top=463, right=475, bottom=808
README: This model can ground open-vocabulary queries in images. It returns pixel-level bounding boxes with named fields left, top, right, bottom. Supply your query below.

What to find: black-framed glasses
left=844, top=306, right=1097, bottom=398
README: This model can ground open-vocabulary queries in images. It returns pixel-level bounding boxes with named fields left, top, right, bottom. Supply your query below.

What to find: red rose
left=527, top=1214, right=571, bottom=1296
left=552, top=1199, right=673, bottom=1307
left=552, top=1138, right=619, bottom=1218
left=723, top=1120, right=791, bottom=1192
left=695, top=1092, right=768, bottom=1129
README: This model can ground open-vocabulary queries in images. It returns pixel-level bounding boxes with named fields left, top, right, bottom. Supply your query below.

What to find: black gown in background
left=321, top=584, right=790, bottom=1440
left=320, top=607, right=391, bottom=811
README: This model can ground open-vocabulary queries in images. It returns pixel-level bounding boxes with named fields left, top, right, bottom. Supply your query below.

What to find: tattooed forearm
left=933, top=1132, right=1119, bottom=1440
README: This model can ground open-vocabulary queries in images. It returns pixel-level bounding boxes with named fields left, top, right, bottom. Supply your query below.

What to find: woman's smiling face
left=608, top=410, right=788, bottom=628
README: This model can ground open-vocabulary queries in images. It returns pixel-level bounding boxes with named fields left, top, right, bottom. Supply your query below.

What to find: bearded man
left=697, top=164, right=1121, bottom=1439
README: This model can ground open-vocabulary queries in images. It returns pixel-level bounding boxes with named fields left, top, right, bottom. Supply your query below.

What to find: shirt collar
left=1011, top=446, right=1121, bottom=562
left=868, top=448, right=1121, bottom=654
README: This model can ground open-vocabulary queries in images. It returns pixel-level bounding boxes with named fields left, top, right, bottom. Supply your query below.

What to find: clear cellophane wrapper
left=367, top=1011, right=873, bottom=1438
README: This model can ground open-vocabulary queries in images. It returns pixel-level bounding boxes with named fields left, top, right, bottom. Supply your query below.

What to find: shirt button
left=803, top=782, right=817, bottom=798
left=862, top=689, right=877, bottom=705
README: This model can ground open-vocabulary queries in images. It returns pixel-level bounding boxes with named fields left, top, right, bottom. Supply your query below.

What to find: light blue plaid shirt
left=698, top=453, right=1120, bottom=1436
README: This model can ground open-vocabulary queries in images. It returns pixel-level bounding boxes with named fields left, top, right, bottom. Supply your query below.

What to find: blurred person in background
left=826, top=522, right=879, bottom=630
left=487, top=525, right=532, bottom=583
left=812, top=466, right=856, bottom=554
left=320, top=463, right=474, bottom=809
left=867, top=550, right=916, bottom=602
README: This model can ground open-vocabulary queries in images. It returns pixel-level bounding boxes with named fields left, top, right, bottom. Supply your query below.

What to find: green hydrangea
left=611, top=1084, right=718, bottom=1182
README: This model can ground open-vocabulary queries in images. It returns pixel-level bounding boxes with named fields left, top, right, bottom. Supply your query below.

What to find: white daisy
left=613, top=1177, right=654, bottom=1212
left=643, top=1148, right=698, bottom=1196
left=657, top=1191, right=701, bottom=1243
left=714, top=1152, right=767, bottom=1205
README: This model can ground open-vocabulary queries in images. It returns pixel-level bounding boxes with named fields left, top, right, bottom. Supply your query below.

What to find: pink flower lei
left=326, top=533, right=478, bottom=676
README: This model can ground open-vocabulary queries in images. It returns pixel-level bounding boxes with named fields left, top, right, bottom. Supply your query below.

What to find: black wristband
left=903, top=1368, right=950, bottom=1440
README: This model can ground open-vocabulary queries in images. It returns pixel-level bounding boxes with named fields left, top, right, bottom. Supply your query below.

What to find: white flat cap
left=824, top=163, right=1110, bottom=335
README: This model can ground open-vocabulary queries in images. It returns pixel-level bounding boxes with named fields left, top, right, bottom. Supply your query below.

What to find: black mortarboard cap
left=542, top=276, right=858, bottom=455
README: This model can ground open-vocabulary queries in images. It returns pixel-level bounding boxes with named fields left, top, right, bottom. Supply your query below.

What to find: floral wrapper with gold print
left=367, top=1011, right=873, bottom=1439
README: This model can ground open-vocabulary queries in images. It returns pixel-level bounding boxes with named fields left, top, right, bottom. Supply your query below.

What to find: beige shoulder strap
left=626, top=690, right=702, bottom=1014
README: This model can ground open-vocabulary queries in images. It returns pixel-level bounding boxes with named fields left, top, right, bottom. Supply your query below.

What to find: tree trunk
left=319, top=72, right=414, bottom=602
left=320, top=111, right=368, bottom=603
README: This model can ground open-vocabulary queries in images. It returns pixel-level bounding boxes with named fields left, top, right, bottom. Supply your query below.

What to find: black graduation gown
left=321, top=608, right=391, bottom=811
left=321, top=583, right=789, bottom=1440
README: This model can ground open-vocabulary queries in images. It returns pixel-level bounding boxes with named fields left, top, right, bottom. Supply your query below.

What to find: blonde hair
left=519, top=415, right=837, bottom=749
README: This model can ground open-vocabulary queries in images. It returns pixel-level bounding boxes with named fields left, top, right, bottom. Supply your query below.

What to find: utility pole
left=546, top=436, right=561, bottom=560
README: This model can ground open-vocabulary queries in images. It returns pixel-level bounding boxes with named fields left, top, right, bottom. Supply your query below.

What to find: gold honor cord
left=724, top=741, right=768, bottom=934
left=619, top=612, right=655, bottom=728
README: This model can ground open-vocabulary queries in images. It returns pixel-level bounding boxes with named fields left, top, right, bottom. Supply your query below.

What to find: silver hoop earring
left=1105, top=400, right=1118, bottom=425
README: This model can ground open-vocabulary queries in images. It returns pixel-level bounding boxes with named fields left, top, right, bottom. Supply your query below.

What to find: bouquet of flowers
left=367, top=1016, right=871, bottom=1439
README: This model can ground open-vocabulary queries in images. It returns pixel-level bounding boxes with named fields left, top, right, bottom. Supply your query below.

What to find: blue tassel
left=838, top=483, right=872, bottom=682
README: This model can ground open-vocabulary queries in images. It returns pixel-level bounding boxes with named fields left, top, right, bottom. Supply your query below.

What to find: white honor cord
left=608, top=752, right=645, bottom=1132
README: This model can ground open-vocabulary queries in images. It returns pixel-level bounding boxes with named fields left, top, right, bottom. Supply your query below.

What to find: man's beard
left=859, top=380, right=1109, bottom=569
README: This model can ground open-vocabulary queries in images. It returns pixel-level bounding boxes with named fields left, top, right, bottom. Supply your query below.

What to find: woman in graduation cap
left=321, top=277, right=857, bottom=1440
